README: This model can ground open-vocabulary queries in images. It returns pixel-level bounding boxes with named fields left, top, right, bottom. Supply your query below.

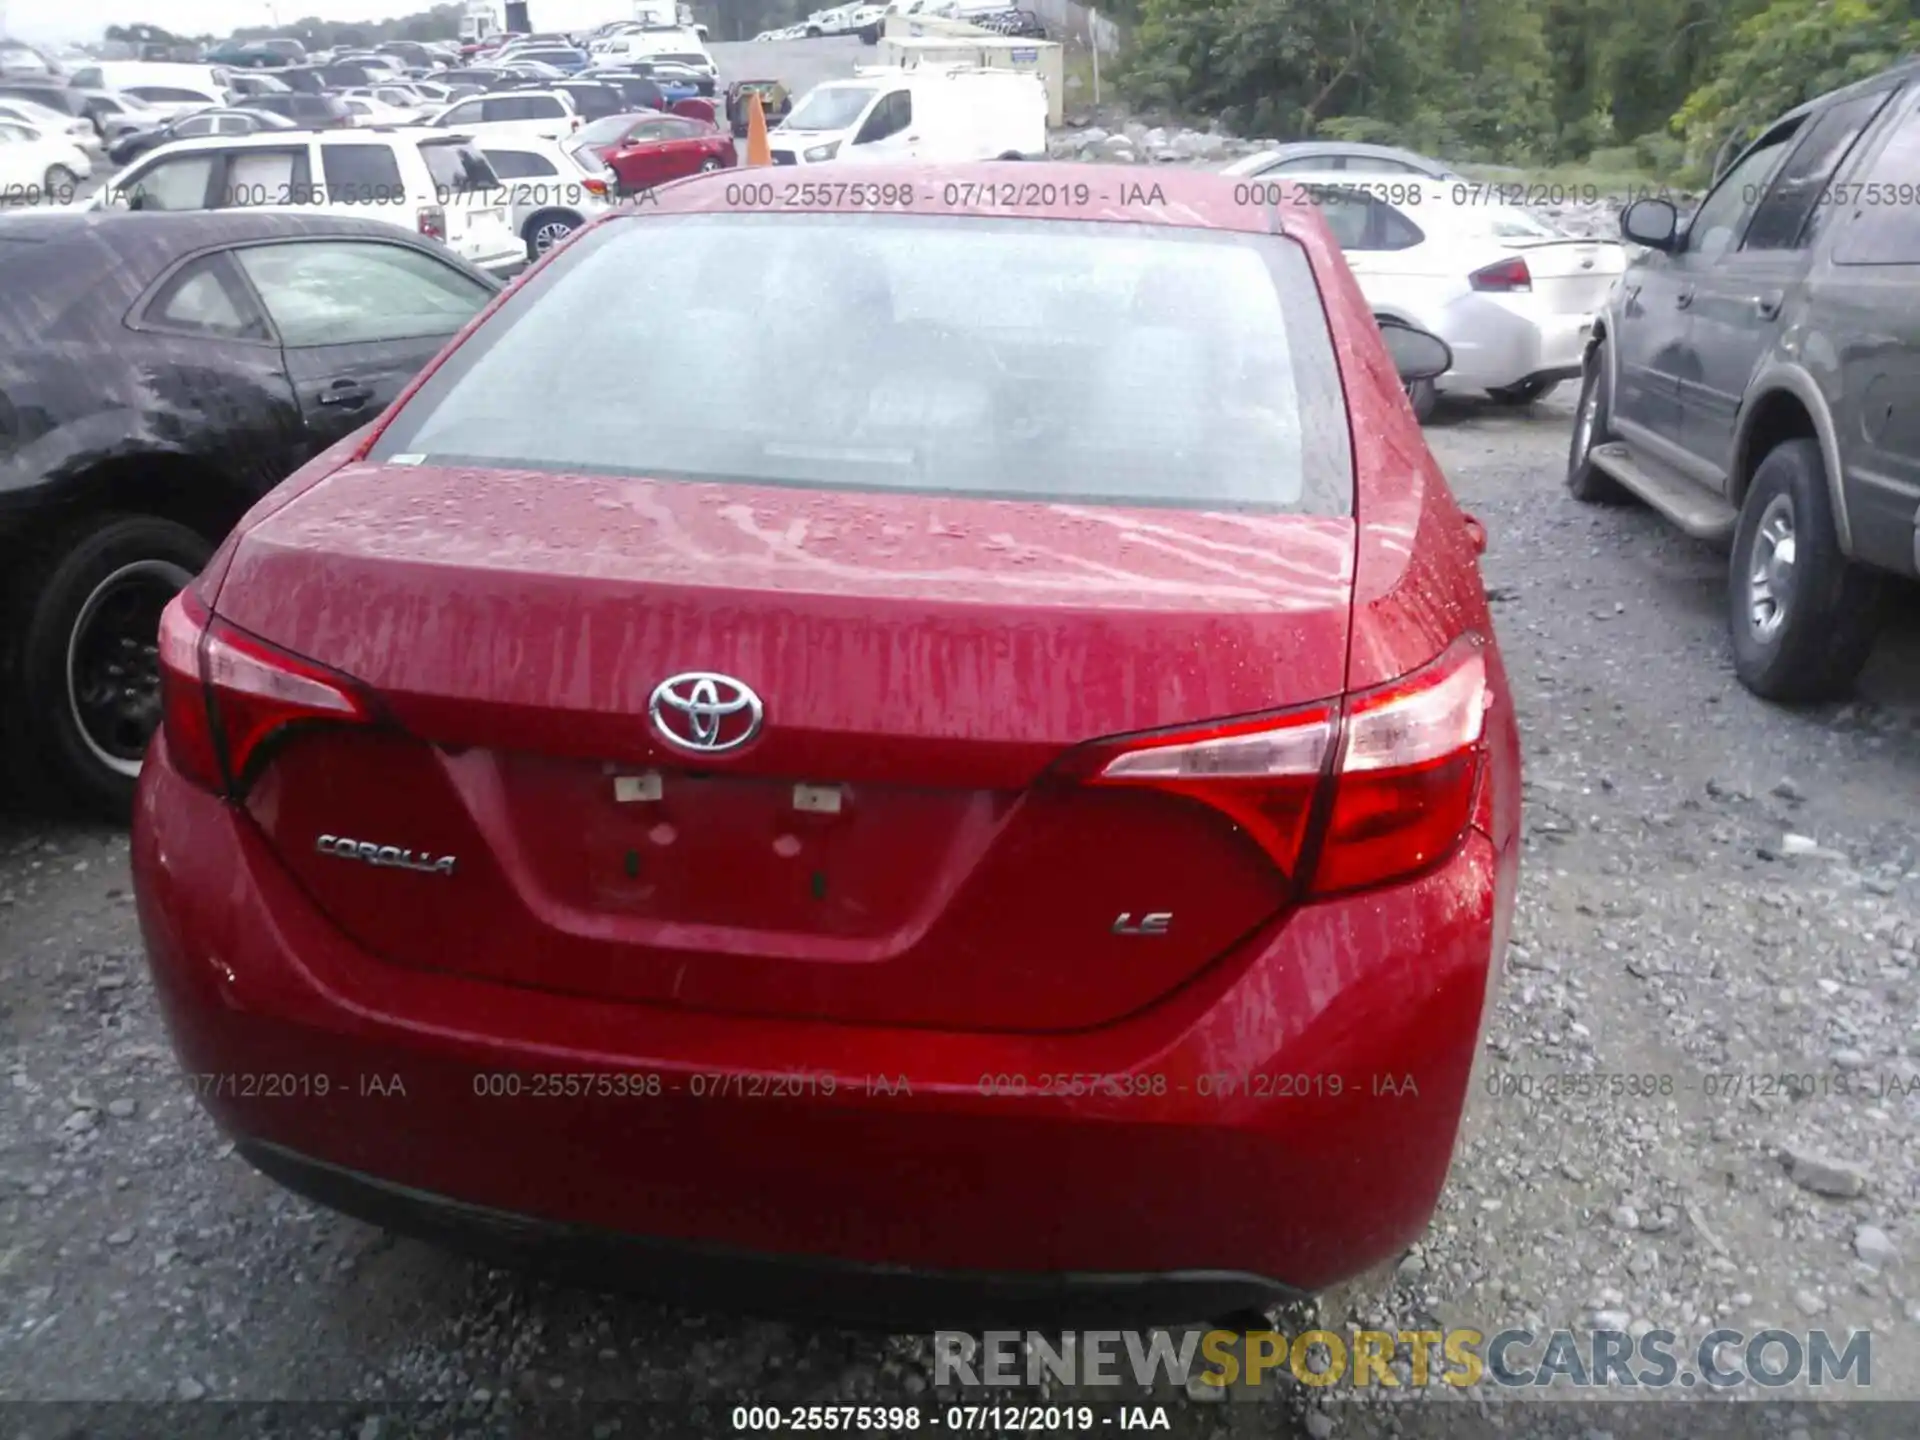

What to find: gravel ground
left=3, top=401, right=1919, bottom=1434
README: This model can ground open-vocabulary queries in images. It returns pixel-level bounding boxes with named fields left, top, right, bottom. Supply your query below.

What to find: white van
left=587, top=28, right=717, bottom=80
left=65, top=61, right=234, bottom=118
left=771, top=68, right=1046, bottom=165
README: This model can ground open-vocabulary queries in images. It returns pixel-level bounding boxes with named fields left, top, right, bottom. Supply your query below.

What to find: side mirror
left=126, top=190, right=147, bottom=211
left=1621, top=197, right=1678, bottom=250
left=1377, top=319, right=1452, bottom=382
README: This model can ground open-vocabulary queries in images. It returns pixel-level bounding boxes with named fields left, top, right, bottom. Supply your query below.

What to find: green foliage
left=1676, top=0, right=1919, bottom=161
left=1119, top=0, right=1919, bottom=171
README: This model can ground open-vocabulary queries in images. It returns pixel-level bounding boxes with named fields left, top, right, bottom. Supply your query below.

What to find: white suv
left=428, top=89, right=582, bottom=143
left=89, top=127, right=526, bottom=277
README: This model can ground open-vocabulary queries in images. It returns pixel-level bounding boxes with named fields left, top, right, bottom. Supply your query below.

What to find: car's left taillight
left=158, top=590, right=375, bottom=798
left=1071, top=637, right=1491, bottom=900
left=416, top=203, right=446, bottom=239
left=1469, top=256, right=1531, bottom=292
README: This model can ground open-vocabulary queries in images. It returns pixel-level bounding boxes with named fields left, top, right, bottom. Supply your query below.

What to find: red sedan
left=574, top=110, right=734, bottom=191
left=133, top=164, right=1521, bottom=1328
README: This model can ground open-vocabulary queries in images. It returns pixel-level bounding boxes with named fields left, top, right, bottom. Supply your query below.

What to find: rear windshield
left=418, top=139, right=499, bottom=191
left=1481, top=205, right=1562, bottom=238
left=574, top=115, right=633, bottom=144
left=370, top=212, right=1352, bottom=514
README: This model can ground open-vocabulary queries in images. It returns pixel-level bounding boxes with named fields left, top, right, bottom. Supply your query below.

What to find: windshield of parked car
left=785, top=83, right=876, bottom=131
left=370, top=213, right=1353, bottom=513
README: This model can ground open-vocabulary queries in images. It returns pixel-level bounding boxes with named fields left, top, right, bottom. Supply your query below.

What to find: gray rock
left=1608, top=1205, right=1639, bottom=1230
left=1778, top=1143, right=1870, bottom=1198
left=1170, top=129, right=1227, bottom=160
left=1855, top=1224, right=1898, bottom=1267
left=1304, top=1412, right=1335, bottom=1439
left=175, top=1378, right=206, bottom=1401
left=107, top=1098, right=136, bottom=1119
left=1793, top=1289, right=1827, bottom=1316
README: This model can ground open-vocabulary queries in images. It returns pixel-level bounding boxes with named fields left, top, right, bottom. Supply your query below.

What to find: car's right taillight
left=1065, top=636, right=1491, bottom=900
left=1312, top=637, right=1490, bottom=896
left=157, top=591, right=376, bottom=799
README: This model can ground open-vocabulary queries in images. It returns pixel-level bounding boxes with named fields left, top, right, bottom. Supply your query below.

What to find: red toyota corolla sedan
left=132, top=164, right=1521, bottom=1328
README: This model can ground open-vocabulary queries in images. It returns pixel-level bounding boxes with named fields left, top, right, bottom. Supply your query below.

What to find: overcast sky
left=4, top=0, right=412, bottom=44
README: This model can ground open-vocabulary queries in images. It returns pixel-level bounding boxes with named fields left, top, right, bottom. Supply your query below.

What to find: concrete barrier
left=875, top=27, right=1065, bottom=125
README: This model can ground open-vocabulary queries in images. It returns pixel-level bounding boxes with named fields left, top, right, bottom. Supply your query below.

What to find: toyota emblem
left=648, top=672, right=764, bottom=753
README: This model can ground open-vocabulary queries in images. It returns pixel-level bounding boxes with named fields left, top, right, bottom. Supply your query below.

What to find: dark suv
left=1570, top=60, right=1920, bottom=701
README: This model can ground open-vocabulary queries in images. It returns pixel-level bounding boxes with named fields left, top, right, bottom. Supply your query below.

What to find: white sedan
left=0, top=119, right=93, bottom=206
left=1268, top=171, right=1627, bottom=419
left=0, top=98, right=99, bottom=153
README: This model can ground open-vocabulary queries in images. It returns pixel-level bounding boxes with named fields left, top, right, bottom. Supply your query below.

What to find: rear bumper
left=1433, top=294, right=1595, bottom=394
left=241, top=1137, right=1302, bottom=1328
left=133, top=735, right=1514, bottom=1326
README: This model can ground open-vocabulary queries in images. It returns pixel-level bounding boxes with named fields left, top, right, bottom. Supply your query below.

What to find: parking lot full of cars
left=0, top=23, right=1917, bottom=1428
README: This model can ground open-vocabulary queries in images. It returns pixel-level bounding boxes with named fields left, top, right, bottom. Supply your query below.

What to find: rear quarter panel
left=1292, top=197, right=1520, bottom=865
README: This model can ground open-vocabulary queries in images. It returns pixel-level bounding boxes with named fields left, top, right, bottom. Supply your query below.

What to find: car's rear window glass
left=419, top=140, right=498, bottom=191
left=370, top=212, right=1353, bottom=514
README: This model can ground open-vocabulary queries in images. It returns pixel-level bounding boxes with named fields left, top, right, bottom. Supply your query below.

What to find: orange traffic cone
left=745, top=89, right=773, bottom=167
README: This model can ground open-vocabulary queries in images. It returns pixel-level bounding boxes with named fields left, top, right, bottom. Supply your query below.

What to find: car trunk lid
left=214, top=462, right=1357, bottom=1033
left=1497, top=236, right=1622, bottom=315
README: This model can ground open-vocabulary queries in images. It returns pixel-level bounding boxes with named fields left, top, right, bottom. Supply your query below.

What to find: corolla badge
left=649, top=671, right=764, bottom=753
left=315, top=834, right=457, bottom=876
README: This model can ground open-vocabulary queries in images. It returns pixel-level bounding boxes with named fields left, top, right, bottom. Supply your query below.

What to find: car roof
left=0, top=208, right=442, bottom=311
left=133, top=124, right=463, bottom=156
left=1243, top=168, right=1453, bottom=197
left=608, top=161, right=1337, bottom=244
left=1246, top=169, right=1556, bottom=227
left=1239, top=140, right=1453, bottom=173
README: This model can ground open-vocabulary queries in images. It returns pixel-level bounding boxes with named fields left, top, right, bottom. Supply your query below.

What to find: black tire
left=522, top=208, right=582, bottom=258
left=805, top=25, right=823, bottom=36
left=1487, top=377, right=1558, bottom=405
left=1566, top=340, right=1632, bottom=504
left=1404, top=377, right=1437, bottom=424
left=698, top=157, right=722, bottom=171
left=1, top=514, right=212, bottom=819
left=1726, top=438, right=1886, bottom=702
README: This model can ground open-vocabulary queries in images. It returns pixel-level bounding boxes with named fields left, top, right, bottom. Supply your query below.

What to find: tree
left=1676, top=0, right=1920, bottom=165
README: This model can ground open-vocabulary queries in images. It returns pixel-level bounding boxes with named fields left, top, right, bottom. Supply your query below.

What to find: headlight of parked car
left=805, top=141, right=839, bottom=160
